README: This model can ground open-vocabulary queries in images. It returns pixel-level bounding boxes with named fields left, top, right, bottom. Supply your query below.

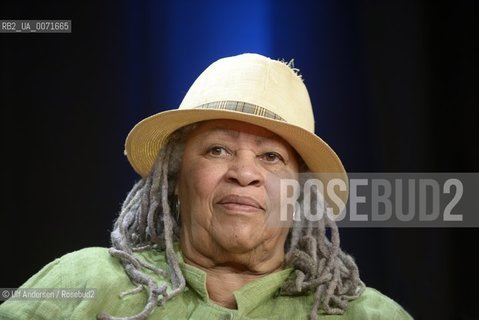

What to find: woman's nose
left=225, top=150, right=264, bottom=187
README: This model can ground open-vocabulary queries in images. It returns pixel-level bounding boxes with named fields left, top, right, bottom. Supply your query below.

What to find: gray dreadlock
left=97, top=124, right=365, bottom=320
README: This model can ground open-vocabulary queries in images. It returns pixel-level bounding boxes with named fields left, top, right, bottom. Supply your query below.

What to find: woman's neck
left=184, top=258, right=283, bottom=309
left=180, top=234, right=286, bottom=308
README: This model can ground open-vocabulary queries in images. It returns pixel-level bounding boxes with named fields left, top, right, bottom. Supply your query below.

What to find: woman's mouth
left=217, top=195, right=264, bottom=214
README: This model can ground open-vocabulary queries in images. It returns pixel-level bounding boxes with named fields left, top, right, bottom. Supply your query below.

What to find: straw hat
left=124, top=53, right=348, bottom=213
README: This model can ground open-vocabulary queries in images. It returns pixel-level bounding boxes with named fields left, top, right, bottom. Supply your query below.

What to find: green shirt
left=0, top=247, right=413, bottom=319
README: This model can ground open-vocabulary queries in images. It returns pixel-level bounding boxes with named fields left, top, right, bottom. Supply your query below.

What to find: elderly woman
left=0, top=53, right=412, bottom=319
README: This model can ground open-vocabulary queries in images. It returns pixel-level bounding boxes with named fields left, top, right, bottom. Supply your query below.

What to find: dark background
left=1, top=1, right=478, bottom=319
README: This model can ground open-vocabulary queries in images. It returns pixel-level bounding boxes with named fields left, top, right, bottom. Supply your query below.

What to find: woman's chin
left=218, top=237, right=257, bottom=252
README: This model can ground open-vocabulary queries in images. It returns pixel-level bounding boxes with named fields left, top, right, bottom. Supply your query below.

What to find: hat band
left=194, top=101, right=285, bottom=121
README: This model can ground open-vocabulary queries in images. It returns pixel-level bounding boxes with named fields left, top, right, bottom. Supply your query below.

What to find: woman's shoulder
left=53, top=246, right=112, bottom=266
left=38, top=246, right=169, bottom=284
left=0, top=247, right=170, bottom=320
left=53, top=246, right=119, bottom=268
left=276, top=285, right=413, bottom=319
left=342, top=286, right=413, bottom=319
left=44, top=246, right=169, bottom=267
left=3, top=247, right=130, bottom=294
left=4, top=246, right=170, bottom=300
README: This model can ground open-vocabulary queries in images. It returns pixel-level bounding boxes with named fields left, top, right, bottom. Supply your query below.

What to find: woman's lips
left=217, top=195, right=264, bottom=214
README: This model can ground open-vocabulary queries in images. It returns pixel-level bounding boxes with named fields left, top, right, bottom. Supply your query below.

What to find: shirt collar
left=178, top=255, right=293, bottom=315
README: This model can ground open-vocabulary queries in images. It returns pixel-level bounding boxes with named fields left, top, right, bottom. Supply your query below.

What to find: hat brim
left=125, top=108, right=349, bottom=214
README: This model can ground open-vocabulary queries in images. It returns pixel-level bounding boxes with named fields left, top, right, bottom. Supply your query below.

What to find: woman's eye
left=261, top=152, right=285, bottom=163
left=208, top=146, right=229, bottom=156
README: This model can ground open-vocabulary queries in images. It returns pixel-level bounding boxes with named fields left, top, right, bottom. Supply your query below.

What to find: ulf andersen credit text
left=1, top=288, right=96, bottom=301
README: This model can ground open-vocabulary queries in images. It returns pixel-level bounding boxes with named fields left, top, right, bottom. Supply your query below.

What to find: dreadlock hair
left=97, top=124, right=365, bottom=320
left=281, top=171, right=365, bottom=319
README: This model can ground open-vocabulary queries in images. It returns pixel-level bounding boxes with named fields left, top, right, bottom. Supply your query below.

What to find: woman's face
left=177, top=119, right=299, bottom=268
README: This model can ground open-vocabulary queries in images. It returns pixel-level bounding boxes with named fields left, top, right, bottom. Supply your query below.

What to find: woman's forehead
left=186, top=119, right=289, bottom=145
